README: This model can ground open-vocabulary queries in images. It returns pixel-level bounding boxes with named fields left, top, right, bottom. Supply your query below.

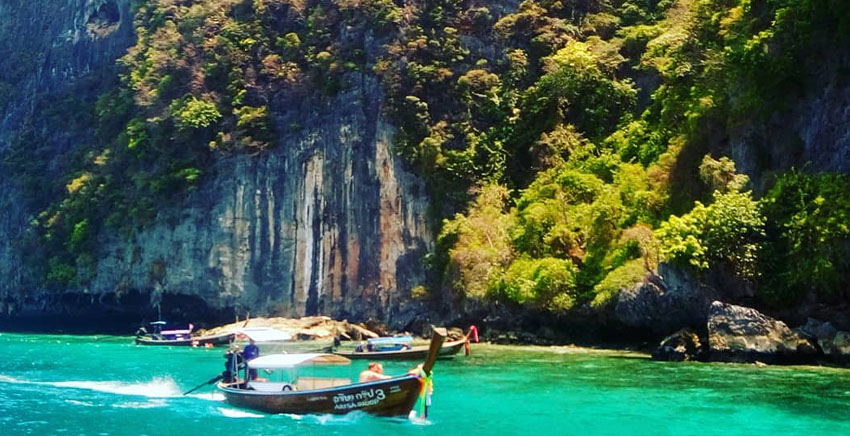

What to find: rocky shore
left=472, top=262, right=850, bottom=367
left=4, top=260, right=849, bottom=368
left=635, top=266, right=850, bottom=366
left=197, top=316, right=382, bottom=341
left=197, top=315, right=472, bottom=343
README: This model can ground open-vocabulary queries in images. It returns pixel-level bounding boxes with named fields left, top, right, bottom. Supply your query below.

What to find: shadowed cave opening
left=87, top=1, right=120, bottom=37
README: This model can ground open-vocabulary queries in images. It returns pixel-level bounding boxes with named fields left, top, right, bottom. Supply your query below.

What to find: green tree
left=656, top=190, right=764, bottom=279
left=173, top=98, right=222, bottom=130
left=760, top=172, right=850, bottom=304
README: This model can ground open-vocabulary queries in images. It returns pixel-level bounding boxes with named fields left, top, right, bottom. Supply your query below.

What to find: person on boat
left=242, top=337, right=260, bottom=381
left=407, top=363, right=423, bottom=376
left=359, top=362, right=391, bottom=382
left=222, top=347, right=245, bottom=383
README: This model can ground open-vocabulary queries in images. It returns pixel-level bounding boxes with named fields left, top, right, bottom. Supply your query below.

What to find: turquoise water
left=2, top=333, right=850, bottom=435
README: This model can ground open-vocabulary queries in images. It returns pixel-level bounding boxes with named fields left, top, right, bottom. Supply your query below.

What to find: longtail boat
left=135, top=321, right=235, bottom=347
left=212, top=328, right=447, bottom=417
left=333, top=325, right=478, bottom=360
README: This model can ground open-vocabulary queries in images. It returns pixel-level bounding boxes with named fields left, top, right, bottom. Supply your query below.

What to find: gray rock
left=652, top=328, right=705, bottom=362
left=798, top=318, right=850, bottom=363
left=707, top=301, right=818, bottom=364
left=614, top=263, right=719, bottom=335
left=832, top=331, right=850, bottom=356
left=795, top=317, right=838, bottom=342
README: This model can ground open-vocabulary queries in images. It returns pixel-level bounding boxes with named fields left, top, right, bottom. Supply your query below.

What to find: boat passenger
left=359, top=362, right=391, bottom=382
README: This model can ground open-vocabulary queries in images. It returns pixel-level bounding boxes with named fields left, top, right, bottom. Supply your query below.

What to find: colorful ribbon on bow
left=414, top=366, right=434, bottom=420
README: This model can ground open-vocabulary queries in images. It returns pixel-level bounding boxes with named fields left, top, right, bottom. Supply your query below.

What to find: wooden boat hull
left=334, top=338, right=466, bottom=360
left=218, top=375, right=423, bottom=416
left=135, top=332, right=235, bottom=347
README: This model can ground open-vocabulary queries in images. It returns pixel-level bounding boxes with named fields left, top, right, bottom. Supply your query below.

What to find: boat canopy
left=237, top=327, right=292, bottom=342
left=248, top=353, right=350, bottom=369
left=161, top=329, right=191, bottom=335
left=368, top=336, right=414, bottom=346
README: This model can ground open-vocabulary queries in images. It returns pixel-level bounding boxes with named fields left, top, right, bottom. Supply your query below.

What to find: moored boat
left=332, top=326, right=478, bottom=360
left=135, top=332, right=236, bottom=347
left=214, top=328, right=446, bottom=417
left=135, top=321, right=235, bottom=347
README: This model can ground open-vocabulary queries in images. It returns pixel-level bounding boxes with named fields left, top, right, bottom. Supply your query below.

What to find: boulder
left=446, top=327, right=465, bottom=340
left=707, top=302, right=818, bottom=364
left=615, top=263, right=719, bottom=335
left=832, top=331, right=850, bottom=360
left=792, top=317, right=850, bottom=364
left=362, top=318, right=390, bottom=337
left=652, top=328, right=705, bottom=362
left=795, top=317, right=838, bottom=342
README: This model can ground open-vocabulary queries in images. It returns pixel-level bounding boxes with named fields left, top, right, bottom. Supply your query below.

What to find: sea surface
left=1, top=333, right=850, bottom=435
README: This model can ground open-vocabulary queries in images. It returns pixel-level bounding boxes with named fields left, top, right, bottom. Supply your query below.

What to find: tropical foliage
left=4, top=0, right=850, bottom=314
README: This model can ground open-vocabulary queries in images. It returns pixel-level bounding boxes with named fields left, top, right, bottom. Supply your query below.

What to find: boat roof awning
left=368, top=336, right=414, bottom=345
left=161, top=329, right=191, bottom=335
left=247, top=353, right=350, bottom=369
left=236, top=327, right=292, bottom=342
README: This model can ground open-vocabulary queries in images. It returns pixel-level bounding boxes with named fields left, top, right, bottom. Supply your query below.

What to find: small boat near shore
left=135, top=321, right=235, bottom=347
left=213, top=328, right=447, bottom=417
left=332, top=326, right=478, bottom=360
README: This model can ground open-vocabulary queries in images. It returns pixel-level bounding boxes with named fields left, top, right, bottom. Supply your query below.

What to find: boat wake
left=186, top=391, right=225, bottom=402
left=0, top=374, right=182, bottom=398
left=218, top=407, right=264, bottom=418
left=307, top=411, right=368, bottom=425
left=51, top=378, right=183, bottom=397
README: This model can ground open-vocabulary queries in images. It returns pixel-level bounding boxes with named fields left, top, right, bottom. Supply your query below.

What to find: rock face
left=86, top=76, right=432, bottom=326
left=652, top=328, right=705, bottom=362
left=614, top=263, right=719, bottom=335
left=707, top=301, right=818, bottom=364
left=0, top=0, right=136, bottom=317
left=0, top=0, right=134, bottom=143
left=729, top=51, right=850, bottom=189
left=0, top=1, right=431, bottom=329
left=796, top=318, right=850, bottom=364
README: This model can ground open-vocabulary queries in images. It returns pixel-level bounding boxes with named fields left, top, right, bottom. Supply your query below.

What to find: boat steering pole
left=182, top=374, right=224, bottom=396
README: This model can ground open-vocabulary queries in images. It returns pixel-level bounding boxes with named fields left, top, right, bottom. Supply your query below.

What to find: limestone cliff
left=0, top=0, right=432, bottom=330
left=90, top=76, right=432, bottom=326
left=0, top=0, right=136, bottom=322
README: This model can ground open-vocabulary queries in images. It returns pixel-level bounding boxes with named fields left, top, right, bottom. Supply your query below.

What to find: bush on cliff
left=656, top=189, right=764, bottom=280
left=760, top=172, right=850, bottom=304
left=489, top=257, right=579, bottom=311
